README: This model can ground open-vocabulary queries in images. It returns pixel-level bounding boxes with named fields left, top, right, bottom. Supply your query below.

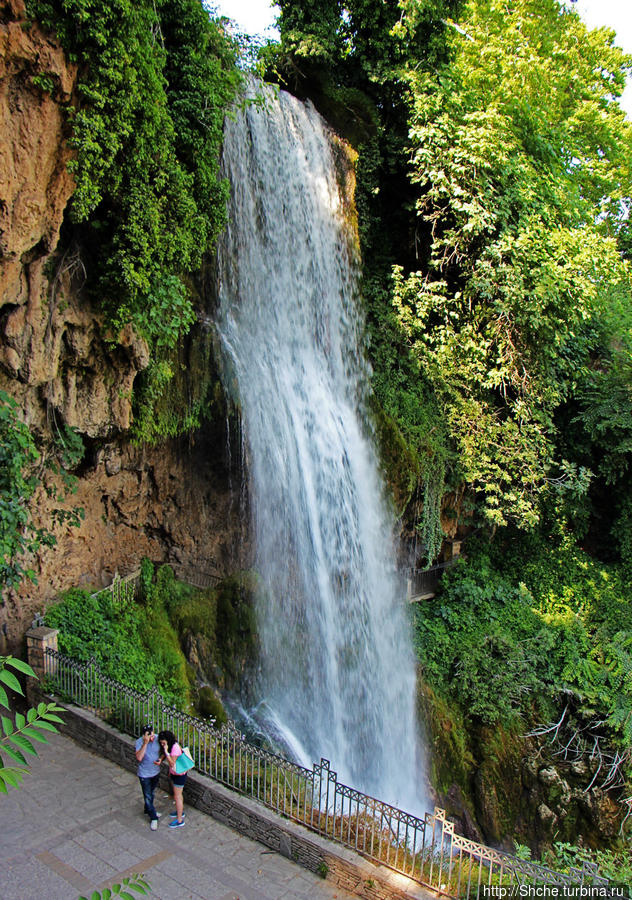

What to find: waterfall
left=217, top=81, right=427, bottom=813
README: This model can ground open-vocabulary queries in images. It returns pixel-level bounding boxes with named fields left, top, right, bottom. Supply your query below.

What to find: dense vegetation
left=45, top=577, right=194, bottom=709
left=27, top=0, right=241, bottom=439
left=45, top=562, right=257, bottom=720
left=266, top=0, right=632, bottom=550
left=14, top=0, right=630, bottom=861
left=416, top=530, right=632, bottom=746
left=266, top=0, right=632, bottom=852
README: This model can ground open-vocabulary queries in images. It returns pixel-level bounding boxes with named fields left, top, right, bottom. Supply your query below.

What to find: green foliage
left=167, top=570, right=259, bottom=689
left=416, top=532, right=632, bottom=754
left=0, top=391, right=43, bottom=592
left=31, top=71, right=57, bottom=94
left=131, top=321, right=225, bottom=444
left=78, top=874, right=150, bottom=900
left=394, top=0, right=632, bottom=530
left=27, top=0, right=240, bottom=388
left=415, top=556, right=550, bottom=724
left=0, top=656, right=66, bottom=794
left=557, top=282, right=632, bottom=565
left=0, top=391, right=83, bottom=598
left=273, top=0, right=632, bottom=547
left=45, top=586, right=191, bottom=708
left=544, top=841, right=632, bottom=887
left=139, top=558, right=154, bottom=605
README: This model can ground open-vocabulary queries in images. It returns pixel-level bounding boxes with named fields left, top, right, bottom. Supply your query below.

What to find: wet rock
left=538, top=803, right=558, bottom=833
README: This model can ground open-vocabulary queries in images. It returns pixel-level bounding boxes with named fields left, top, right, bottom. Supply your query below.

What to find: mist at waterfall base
left=216, top=81, right=429, bottom=817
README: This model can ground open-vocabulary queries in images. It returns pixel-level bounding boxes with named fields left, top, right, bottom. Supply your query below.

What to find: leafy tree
left=394, top=0, right=632, bottom=531
left=270, top=0, right=632, bottom=548
left=556, top=283, right=632, bottom=565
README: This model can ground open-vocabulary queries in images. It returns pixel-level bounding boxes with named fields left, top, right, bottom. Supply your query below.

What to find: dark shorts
left=171, top=773, right=187, bottom=787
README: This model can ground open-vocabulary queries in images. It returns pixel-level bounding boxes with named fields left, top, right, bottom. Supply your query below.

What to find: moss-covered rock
left=419, top=678, right=628, bottom=854
left=166, top=568, right=259, bottom=696
left=196, top=685, right=228, bottom=726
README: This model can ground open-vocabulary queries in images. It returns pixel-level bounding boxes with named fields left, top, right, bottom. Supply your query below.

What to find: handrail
left=41, top=648, right=616, bottom=899
left=406, top=560, right=459, bottom=600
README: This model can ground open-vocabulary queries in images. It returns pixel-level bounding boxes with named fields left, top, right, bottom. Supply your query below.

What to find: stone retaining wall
left=30, top=689, right=435, bottom=900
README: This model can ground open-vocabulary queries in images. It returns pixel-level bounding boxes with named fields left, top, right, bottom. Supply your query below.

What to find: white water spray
left=217, top=81, right=427, bottom=812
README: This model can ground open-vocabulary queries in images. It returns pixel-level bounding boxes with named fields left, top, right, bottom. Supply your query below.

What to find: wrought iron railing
left=88, top=563, right=220, bottom=605
left=406, top=560, right=458, bottom=601
left=42, top=649, right=618, bottom=898
left=89, top=569, right=142, bottom=603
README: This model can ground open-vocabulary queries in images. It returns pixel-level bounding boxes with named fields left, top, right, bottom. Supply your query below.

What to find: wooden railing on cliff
left=36, top=645, right=619, bottom=899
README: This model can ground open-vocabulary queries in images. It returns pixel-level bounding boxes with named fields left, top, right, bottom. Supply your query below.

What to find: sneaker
left=150, top=819, right=158, bottom=831
left=169, top=818, right=185, bottom=828
left=155, top=812, right=162, bottom=819
left=169, top=811, right=185, bottom=818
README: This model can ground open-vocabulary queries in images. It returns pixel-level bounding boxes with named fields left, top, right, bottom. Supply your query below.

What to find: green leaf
left=0, top=767, right=23, bottom=787
left=0, top=685, right=8, bottom=708
left=41, top=712, right=65, bottom=724
left=1, top=744, right=26, bottom=764
left=0, top=777, right=8, bottom=794
left=15, top=712, right=25, bottom=730
left=5, top=658, right=35, bottom=678
left=9, top=734, right=36, bottom=755
left=91, top=890, right=101, bottom=900
left=0, top=670, right=23, bottom=694
left=21, top=727, right=48, bottom=743
left=1, top=715, right=14, bottom=736
left=26, top=708, right=37, bottom=723
left=33, top=720, right=59, bottom=733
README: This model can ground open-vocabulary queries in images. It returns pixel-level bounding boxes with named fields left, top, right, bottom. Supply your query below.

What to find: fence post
left=25, top=625, right=59, bottom=704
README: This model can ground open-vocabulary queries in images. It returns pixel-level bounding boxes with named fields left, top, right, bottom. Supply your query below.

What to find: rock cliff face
left=0, top=0, right=248, bottom=651
left=0, top=0, right=149, bottom=434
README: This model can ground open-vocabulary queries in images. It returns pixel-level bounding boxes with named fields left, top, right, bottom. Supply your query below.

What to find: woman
left=157, top=730, right=186, bottom=828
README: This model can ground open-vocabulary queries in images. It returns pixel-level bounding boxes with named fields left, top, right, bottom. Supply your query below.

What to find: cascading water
left=217, top=81, right=427, bottom=813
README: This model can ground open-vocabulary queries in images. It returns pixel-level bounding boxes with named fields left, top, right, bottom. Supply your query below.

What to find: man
left=135, top=724, right=162, bottom=830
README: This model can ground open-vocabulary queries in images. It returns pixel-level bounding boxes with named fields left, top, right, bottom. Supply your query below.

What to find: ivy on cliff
left=27, top=0, right=241, bottom=436
left=0, top=392, right=84, bottom=599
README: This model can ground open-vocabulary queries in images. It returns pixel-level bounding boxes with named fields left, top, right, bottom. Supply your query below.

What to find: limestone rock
left=537, top=803, right=558, bottom=833
left=0, top=2, right=77, bottom=308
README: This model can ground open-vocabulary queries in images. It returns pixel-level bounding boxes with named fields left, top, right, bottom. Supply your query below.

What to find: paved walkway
left=1, top=731, right=358, bottom=900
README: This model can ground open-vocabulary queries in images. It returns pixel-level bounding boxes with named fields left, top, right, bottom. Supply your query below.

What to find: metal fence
left=406, top=561, right=457, bottom=601
left=43, top=649, right=619, bottom=898
left=89, top=570, right=142, bottom=603
left=88, top=563, right=220, bottom=605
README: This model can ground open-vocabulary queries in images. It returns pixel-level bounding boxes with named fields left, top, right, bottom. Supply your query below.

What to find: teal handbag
left=174, top=746, right=194, bottom=774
